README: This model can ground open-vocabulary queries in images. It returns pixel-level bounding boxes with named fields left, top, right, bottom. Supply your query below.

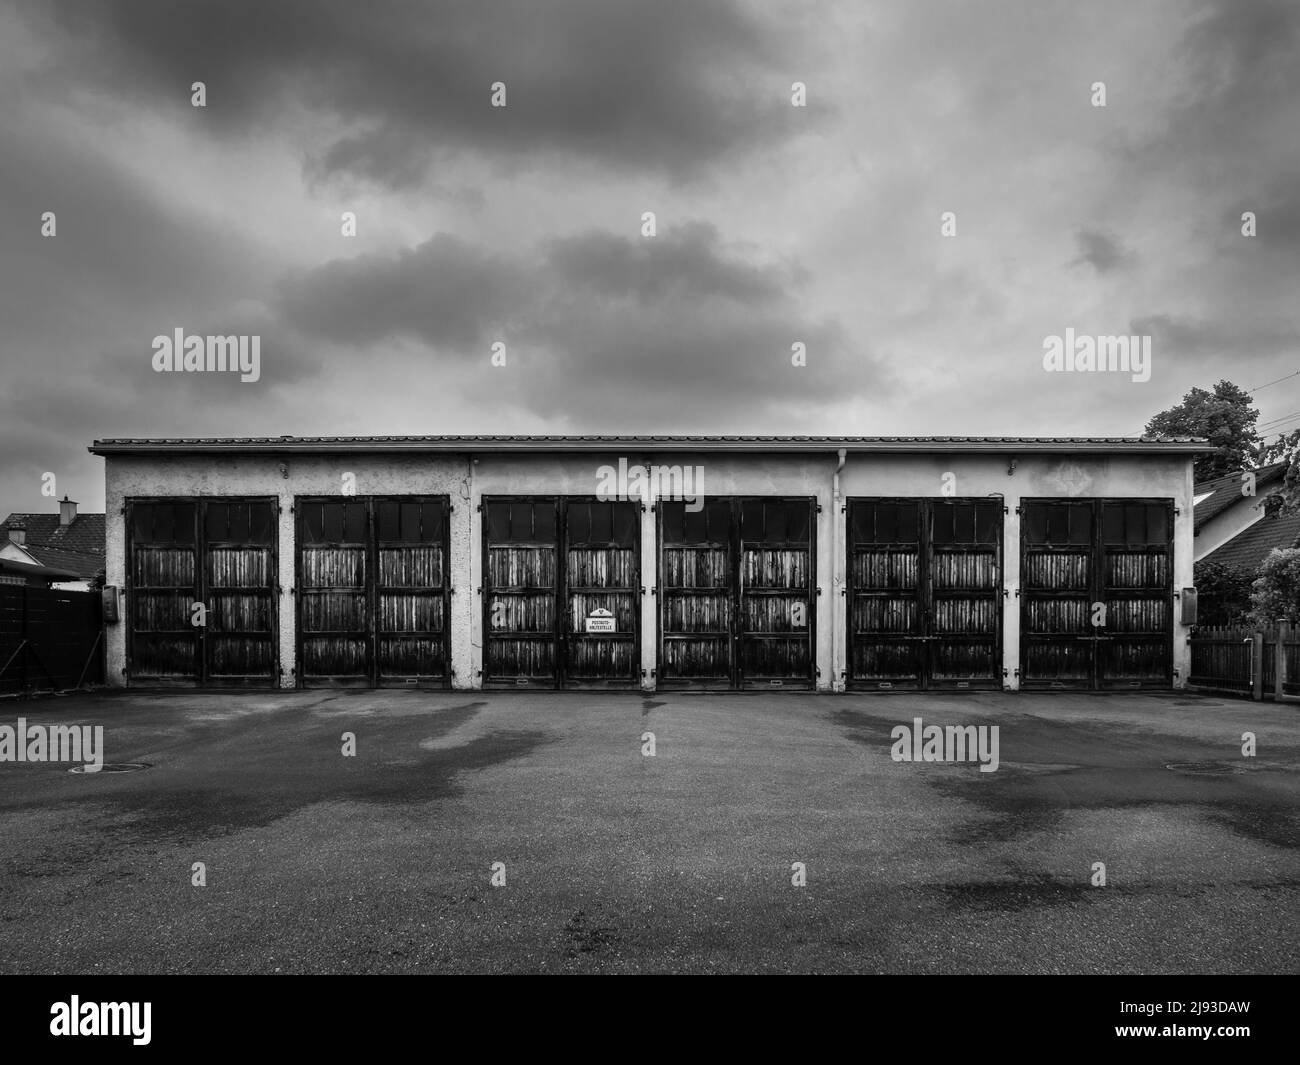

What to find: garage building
left=89, top=435, right=1207, bottom=692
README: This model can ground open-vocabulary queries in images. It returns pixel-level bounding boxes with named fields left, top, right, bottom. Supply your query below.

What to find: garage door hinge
left=816, top=503, right=823, bottom=513
left=817, top=587, right=823, bottom=596
left=476, top=586, right=482, bottom=595
left=476, top=504, right=482, bottom=513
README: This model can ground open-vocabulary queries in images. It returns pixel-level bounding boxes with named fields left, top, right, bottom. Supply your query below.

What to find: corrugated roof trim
left=90, top=434, right=1213, bottom=454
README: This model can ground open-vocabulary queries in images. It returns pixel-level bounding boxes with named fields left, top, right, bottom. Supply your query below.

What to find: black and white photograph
left=0, top=0, right=1295, bottom=1037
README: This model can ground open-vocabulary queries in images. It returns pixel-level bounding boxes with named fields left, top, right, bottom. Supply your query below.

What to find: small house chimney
left=59, top=496, right=77, bottom=526
left=8, top=521, right=25, bottom=547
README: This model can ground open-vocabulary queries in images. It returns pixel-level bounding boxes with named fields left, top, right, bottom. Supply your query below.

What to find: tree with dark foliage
left=1144, top=380, right=1259, bottom=482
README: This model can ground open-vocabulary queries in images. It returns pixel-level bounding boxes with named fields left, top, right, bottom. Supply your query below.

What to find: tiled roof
left=89, top=434, right=1213, bottom=454
left=0, top=557, right=83, bottom=581
left=0, top=513, right=106, bottom=562
left=1193, top=463, right=1288, bottom=531
left=1202, top=510, right=1300, bottom=571
left=17, top=545, right=103, bottom=579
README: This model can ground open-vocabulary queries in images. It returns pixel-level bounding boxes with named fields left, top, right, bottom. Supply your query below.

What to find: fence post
left=20, top=585, right=28, bottom=694
left=1252, top=632, right=1264, bottom=701
left=1279, top=620, right=1291, bottom=701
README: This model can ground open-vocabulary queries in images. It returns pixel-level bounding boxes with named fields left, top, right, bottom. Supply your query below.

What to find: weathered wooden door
left=483, top=497, right=640, bottom=688
left=739, top=499, right=816, bottom=688
left=563, top=500, right=640, bottom=687
left=203, top=499, right=277, bottom=685
left=128, top=498, right=277, bottom=686
left=659, top=498, right=816, bottom=689
left=127, top=500, right=199, bottom=683
left=659, top=499, right=734, bottom=687
left=297, top=499, right=370, bottom=685
left=375, top=499, right=450, bottom=684
left=1020, top=498, right=1172, bottom=688
left=848, top=498, right=1002, bottom=689
left=297, top=496, right=450, bottom=687
left=483, top=498, right=559, bottom=687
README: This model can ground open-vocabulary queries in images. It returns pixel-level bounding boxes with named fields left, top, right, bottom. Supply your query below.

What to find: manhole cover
left=68, top=763, right=152, bottom=774
left=1164, top=761, right=1245, bottom=775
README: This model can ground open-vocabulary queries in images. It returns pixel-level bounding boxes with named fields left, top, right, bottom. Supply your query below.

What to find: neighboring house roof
left=0, top=513, right=105, bottom=574
left=19, top=545, right=103, bottom=578
left=1201, top=510, right=1300, bottom=571
left=0, top=512, right=106, bottom=556
left=1193, top=463, right=1288, bottom=532
left=89, top=435, right=1213, bottom=455
left=0, top=557, right=82, bottom=581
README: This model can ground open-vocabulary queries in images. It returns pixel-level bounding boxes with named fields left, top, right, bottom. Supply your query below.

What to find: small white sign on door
left=585, top=607, right=616, bottom=633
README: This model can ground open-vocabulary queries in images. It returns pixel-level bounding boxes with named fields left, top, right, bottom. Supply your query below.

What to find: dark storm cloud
left=1071, top=229, right=1131, bottom=274
left=269, top=221, right=880, bottom=415
left=541, top=223, right=789, bottom=306
left=24, top=0, right=815, bottom=186
left=1130, top=313, right=1300, bottom=361
left=1136, top=0, right=1300, bottom=170
left=275, top=234, right=527, bottom=350
left=1177, top=0, right=1300, bottom=116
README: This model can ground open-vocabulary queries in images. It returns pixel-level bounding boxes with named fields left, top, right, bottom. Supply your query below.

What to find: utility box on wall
left=1179, top=586, right=1197, bottom=627
left=101, top=585, right=119, bottom=624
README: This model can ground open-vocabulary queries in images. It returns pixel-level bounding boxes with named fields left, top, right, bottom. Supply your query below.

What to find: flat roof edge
left=88, top=436, right=1215, bottom=456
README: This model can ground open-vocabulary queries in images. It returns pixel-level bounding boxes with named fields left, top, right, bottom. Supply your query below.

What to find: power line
left=1258, top=409, right=1300, bottom=430
left=1249, top=369, right=1300, bottom=393
left=1258, top=419, right=1300, bottom=440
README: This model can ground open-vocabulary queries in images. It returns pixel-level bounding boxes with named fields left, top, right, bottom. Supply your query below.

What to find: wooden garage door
left=128, top=500, right=198, bottom=682
left=128, top=498, right=276, bottom=685
left=564, top=500, right=640, bottom=687
left=1020, top=498, right=1172, bottom=689
left=659, top=498, right=816, bottom=689
left=376, top=499, right=450, bottom=684
left=297, top=497, right=450, bottom=687
left=848, top=498, right=1002, bottom=689
left=739, top=499, right=815, bottom=687
left=659, top=499, right=733, bottom=687
left=483, top=498, right=559, bottom=687
left=483, top=497, right=640, bottom=688
left=203, top=500, right=277, bottom=684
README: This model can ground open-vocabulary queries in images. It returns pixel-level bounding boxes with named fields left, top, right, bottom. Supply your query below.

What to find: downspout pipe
left=832, top=449, right=847, bottom=691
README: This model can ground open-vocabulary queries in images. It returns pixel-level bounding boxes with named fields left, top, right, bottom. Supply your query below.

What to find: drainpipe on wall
left=832, top=449, right=847, bottom=692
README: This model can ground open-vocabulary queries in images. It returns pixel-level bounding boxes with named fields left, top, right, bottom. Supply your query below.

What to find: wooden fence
left=0, top=585, right=105, bottom=696
left=1188, top=622, right=1299, bottom=701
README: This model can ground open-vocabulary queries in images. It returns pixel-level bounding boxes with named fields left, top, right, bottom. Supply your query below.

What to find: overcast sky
left=1, top=0, right=1297, bottom=513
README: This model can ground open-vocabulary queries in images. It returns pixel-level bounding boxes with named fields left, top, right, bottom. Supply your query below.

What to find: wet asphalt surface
left=0, top=688, right=1295, bottom=974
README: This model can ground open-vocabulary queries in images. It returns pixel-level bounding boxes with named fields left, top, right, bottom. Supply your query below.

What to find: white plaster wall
left=104, top=453, right=473, bottom=689
left=1195, top=494, right=1271, bottom=561
left=103, top=448, right=1195, bottom=690
left=835, top=451, right=1194, bottom=688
